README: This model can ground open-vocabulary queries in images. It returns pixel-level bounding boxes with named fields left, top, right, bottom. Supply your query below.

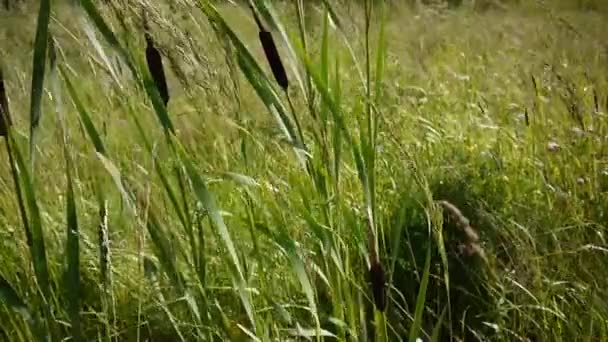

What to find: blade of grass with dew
left=28, top=0, right=51, bottom=169
left=408, top=237, right=433, bottom=342
left=176, top=144, right=255, bottom=330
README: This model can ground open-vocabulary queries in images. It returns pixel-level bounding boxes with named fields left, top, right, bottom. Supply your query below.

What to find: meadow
left=0, top=0, right=607, bottom=341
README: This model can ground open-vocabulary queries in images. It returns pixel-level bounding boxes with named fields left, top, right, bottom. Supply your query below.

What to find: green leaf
left=177, top=145, right=255, bottom=329
left=409, top=240, right=433, bottom=342
left=64, top=139, right=82, bottom=342
left=0, top=275, right=33, bottom=324
left=8, top=134, right=50, bottom=304
left=60, top=66, right=106, bottom=155
left=146, top=208, right=184, bottom=292
left=29, top=0, right=51, bottom=167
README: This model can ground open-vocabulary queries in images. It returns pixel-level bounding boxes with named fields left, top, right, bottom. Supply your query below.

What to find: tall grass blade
left=178, top=147, right=255, bottom=329
left=59, top=66, right=106, bottom=155
left=8, top=133, right=51, bottom=300
left=146, top=207, right=184, bottom=292
left=63, top=140, right=82, bottom=342
left=28, top=0, right=51, bottom=171
left=408, top=240, right=432, bottom=342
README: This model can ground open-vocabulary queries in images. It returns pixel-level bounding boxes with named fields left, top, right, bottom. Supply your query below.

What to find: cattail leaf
left=332, top=56, right=342, bottom=187
left=128, top=110, right=188, bottom=234
left=262, top=199, right=318, bottom=325
left=0, top=65, right=12, bottom=136
left=29, top=0, right=50, bottom=135
left=374, top=4, right=387, bottom=103
left=146, top=207, right=184, bottom=292
left=59, top=65, right=106, bottom=155
left=317, top=0, right=365, bottom=86
left=177, top=145, right=255, bottom=328
left=408, top=242, right=432, bottom=342
left=63, top=137, right=83, bottom=342
left=302, top=53, right=369, bottom=206
left=7, top=133, right=51, bottom=304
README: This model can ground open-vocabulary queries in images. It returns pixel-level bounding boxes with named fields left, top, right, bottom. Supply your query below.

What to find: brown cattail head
left=248, top=4, right=289, bottom=91
left=0, top=66, right=12, bottom=137
left=259, top=30, right=289, bottom=91
left=144, top=24, right=169, bottom=107
left=369, top=260, right=386, bottom=312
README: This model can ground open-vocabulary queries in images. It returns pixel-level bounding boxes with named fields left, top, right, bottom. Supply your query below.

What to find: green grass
left=0, top=0, right=607, bottom=340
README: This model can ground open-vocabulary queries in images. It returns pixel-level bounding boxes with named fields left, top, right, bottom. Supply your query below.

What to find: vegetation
left=0, top=0, right=607, bottom=340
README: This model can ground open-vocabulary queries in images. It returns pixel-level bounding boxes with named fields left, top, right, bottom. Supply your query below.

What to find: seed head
left=259, top=30, right=289, bottom=91
left=249, top=4, right=289, bottom=91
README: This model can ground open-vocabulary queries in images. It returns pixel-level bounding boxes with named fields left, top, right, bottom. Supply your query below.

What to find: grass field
left=0, top=0, right=607, bottom=341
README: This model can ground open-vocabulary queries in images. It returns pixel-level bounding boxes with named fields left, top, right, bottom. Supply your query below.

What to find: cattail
left=249, top=4, right=289, bottom=91
left=0, top=66, right=12, bottom=137
left=524, top=107, right=529, bottom=126
left=369, top=260, right=386, bottom=312
left=144, top=18, right=169, bottom=107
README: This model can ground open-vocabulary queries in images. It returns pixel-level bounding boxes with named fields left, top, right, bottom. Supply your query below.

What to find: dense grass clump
left=0, top=0, right=607, bottom=341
